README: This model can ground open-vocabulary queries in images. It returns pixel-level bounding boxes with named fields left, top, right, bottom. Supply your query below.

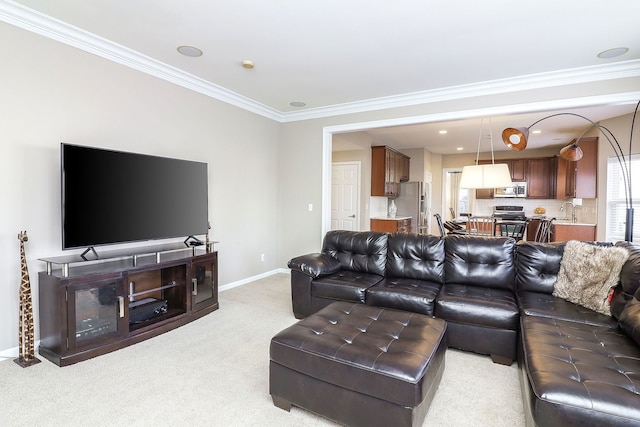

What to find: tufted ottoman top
left=270, top=301, right=447, bottom=407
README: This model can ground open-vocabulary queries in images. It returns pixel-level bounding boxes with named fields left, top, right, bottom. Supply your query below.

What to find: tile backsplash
left=472, top=198, right=597, bottom=224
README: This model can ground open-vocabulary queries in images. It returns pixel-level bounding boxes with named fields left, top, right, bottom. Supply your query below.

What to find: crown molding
left=2, top=1, right=639, bottom=124
left=281, top=60, right=640, bottom=122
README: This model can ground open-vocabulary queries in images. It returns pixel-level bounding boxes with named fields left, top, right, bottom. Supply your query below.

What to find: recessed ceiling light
left=532, top=130, right=542, bottom=134
left=597, top=47, right=629, bottom=59
left=456, top=147, right=463, bottom=151
left=242, top=60, right=255, bottom=69
left=439, top=130, right=448, bottom=134
left=177, top=46, right=203, bottom=57
left=290, top=101, right=306, bottom=107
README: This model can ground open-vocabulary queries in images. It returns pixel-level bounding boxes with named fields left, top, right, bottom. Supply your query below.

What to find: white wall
left=0, top=24, right=280, bottom=354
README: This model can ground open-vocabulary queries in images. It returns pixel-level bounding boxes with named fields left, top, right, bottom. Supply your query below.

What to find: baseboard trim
left=0, top=342, right=41, bottom=361
left=218, top=268, right=289, bottom=292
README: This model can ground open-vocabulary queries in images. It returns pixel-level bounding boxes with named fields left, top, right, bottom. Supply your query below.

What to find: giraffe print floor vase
left=14, top=231, right=41, bottom=367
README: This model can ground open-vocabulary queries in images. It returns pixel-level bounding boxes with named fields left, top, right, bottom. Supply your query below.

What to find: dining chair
left=497, top=219, right=530, bottom=241
left=467, top=216, right=496, bottom=236
left=534, top=218, right=555, bottom=242
left=434, top=213, right=446, bottom=237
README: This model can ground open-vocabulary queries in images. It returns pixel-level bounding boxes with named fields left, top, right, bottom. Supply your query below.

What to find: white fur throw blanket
left=553, top=240, right=629, bottom=316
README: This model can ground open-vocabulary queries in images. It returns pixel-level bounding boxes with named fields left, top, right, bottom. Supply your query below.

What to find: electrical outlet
left=260, top=253, right=265, bottom=262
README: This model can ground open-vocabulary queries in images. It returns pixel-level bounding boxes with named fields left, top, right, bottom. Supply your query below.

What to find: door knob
left=349, top=215, right=356, bottom=218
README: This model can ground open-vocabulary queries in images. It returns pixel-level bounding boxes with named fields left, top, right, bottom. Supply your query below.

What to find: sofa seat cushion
left=366, top=278, right=442, bottom=316
left=311, top=271, right=383, bottom=303
left=517, top=291, right=618, bottom=328
left=521, top=315, right=640, bottom=426
left=435, top=283, right=519, bottom=330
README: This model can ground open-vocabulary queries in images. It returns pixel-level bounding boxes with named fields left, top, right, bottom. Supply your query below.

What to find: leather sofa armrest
left=288, top=253, right=341, bottom=278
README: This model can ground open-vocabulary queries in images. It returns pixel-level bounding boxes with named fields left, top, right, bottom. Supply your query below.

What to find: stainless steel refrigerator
left=395, top=181, right=429, bottom=234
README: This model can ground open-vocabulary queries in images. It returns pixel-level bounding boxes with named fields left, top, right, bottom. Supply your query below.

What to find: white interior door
left=331, top=162, right=360, bottom=231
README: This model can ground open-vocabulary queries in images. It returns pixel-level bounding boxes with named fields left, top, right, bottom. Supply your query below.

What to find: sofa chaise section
left=516, top=240, right=640, bottom=426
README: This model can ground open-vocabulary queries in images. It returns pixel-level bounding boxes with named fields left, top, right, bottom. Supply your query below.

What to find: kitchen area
left=367, top=141, right=599, bottom=242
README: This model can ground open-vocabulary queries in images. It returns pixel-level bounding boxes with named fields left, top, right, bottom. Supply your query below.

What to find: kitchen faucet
left=560, top=201, right=576, bottom=223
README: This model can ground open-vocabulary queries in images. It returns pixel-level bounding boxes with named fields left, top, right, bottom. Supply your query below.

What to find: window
left=606, top=153, right=640, bottom=242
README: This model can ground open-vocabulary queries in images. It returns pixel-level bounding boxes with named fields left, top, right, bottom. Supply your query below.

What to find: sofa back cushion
left=619, top=287, right=640, bottom=346
left=515, top=241, right=565, bottom=294
left=386, top=233, right=445, bottom=283
left=611, top=242, right=640, bottom=318
left=322, top=230, right=388, bottom=276
left=444, top=235, right=516, bottom=291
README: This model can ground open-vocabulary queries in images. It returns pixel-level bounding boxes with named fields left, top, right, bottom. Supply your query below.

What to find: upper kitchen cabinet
left=475, top=157, right=552, bottom=199
left=526, top=158, right=553, bottom=199
left=371, top=146, right=410, bottom=197
left=509, top=159, right=526, bottom=182
left=554, top=137, right=598, bottom=199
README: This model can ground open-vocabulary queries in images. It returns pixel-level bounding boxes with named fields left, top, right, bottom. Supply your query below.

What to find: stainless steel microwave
left=494, top=183, right=527, bottom=198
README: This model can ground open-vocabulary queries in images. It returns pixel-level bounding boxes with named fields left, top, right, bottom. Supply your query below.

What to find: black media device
left=61, top=143, right=208, bottom=250
left=128, top=298, right=169, bottom=323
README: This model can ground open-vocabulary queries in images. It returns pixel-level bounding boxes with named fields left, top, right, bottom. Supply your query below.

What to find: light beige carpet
left=0, top=274, right=524, bottom=426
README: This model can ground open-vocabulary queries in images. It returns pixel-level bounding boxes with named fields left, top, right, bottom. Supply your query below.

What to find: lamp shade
left=559, top=143, right=584, bottom=161
left=501, top=127, right=529, bottom=151
left=459, top=163, right=513, bottom=189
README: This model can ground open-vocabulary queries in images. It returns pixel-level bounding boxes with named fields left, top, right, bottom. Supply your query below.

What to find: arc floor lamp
left=501, top=100, right=639, bottom=242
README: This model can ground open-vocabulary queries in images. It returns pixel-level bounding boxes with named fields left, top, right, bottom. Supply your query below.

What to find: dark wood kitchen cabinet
left=554, top=137, right=598, bottom=199
left=371, top=146, right=410, bottom=197
left=526, top=158, right=553, bottom=199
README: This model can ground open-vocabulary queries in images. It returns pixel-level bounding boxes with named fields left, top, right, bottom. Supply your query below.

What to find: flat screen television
left=61, top=143, right=208, bottom=250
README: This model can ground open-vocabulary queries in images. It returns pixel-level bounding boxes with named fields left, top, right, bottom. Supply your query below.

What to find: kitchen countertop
left=371, top=216, right=412, bottom=221
left=531, top=216, right=596, bottom=226
left=553, top=220, right=596, bottom=227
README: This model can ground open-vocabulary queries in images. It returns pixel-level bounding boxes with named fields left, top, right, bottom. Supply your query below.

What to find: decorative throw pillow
left=553, top=240, right=629, bottom=316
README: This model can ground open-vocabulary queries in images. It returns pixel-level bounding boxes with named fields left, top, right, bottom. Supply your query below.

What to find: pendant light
left=459, top=118, right=513, bottom=189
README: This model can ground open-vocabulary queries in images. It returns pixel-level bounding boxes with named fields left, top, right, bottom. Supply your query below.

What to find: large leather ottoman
left=269, top=301, right=447, bottom=427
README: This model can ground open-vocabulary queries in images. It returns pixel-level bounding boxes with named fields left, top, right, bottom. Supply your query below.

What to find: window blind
left=606, top=154, right=640, bottom=242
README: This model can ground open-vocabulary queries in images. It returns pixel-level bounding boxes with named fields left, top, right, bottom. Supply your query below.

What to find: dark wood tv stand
left=37, top=243, right=218, bottom=366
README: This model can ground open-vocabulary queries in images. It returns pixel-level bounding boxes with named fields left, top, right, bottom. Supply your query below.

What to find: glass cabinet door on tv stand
left=191, top=251, right=218, bottom=312
left=67, top=275, right=128, bottom=352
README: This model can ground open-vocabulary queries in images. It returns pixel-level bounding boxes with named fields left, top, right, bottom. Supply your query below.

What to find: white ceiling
left=4, top=0, right=640, bottom=154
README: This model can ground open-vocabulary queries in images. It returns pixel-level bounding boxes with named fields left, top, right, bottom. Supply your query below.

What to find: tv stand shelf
left=39, top=241, right=218, bottom=278
left=37, top=245, right=219, bottom=366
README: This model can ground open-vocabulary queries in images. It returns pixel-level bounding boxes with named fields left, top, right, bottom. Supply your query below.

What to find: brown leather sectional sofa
left=288, top=230, right=640, bottom=427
